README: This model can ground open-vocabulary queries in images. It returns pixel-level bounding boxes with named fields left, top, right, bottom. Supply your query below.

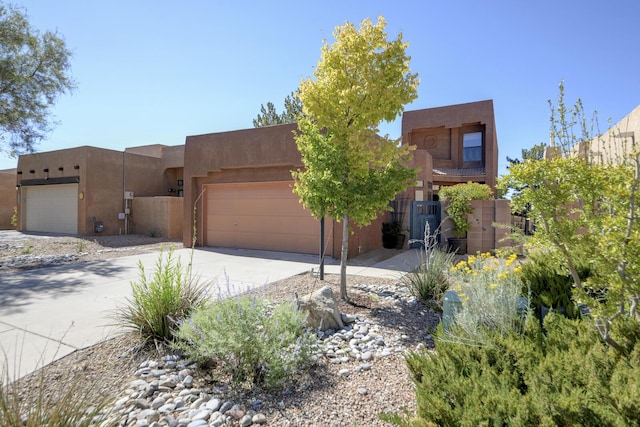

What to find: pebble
left=92, top=283, right=434, bottom=426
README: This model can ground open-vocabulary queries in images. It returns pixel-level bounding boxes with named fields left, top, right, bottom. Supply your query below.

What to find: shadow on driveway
left=0, top=262, right=127, bottom=313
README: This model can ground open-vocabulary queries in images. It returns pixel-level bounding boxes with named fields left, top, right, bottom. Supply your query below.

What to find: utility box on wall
left=124, top=191, right=134, bottom=199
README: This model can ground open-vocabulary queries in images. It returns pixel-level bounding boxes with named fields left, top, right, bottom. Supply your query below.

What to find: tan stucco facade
left=16, top=145, right=183, bottom=236
left=580, top=104, right=640, bottom=164
left=0, top=168, right=16, bottom=229
left=132, top=196, right=183, bottom=239
left=401, top=99, right=499, bottom=200
left=182, top=124, right=383, bottom=258
left=7, top=99, right=504, bottom=256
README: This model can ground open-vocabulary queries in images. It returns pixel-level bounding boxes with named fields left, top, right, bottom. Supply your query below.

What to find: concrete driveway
left=0, top=245, right=420, bottom=380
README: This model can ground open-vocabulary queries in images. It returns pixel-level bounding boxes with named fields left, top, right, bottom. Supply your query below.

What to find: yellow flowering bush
left=446, top=252, right=527, bottom=344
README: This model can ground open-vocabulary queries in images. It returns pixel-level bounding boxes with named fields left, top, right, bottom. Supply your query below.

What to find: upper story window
left=463, top=132, right=483, bottom=162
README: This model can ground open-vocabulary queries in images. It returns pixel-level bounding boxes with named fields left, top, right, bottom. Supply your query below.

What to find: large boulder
left=297, top=286, right=344, bottom=331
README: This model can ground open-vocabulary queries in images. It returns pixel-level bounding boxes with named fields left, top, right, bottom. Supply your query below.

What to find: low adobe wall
left=441, top=199, right=512, bottom=254
left=132, top=197, right=183, bottom=239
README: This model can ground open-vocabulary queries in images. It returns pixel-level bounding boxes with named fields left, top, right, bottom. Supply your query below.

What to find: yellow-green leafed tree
left=292, top=17, right=419, bottom=301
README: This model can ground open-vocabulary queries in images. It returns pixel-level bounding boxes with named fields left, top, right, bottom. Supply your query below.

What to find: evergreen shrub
left=382, top=313, right=640, bottom=426
left=519, top=251, right=591, bottom=320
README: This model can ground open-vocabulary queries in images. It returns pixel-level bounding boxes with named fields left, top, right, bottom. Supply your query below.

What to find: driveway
left=0, top=247, right=324, bottom=380
left=0, top=245, right=420, bottom=380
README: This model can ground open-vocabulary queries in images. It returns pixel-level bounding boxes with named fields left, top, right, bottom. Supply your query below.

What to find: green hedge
left=383, top=313, right=640, bottom=426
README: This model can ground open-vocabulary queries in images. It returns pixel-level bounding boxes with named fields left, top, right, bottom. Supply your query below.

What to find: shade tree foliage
left=0, top=2, right=75, bottom=157
left=499, top=83, right=640, bottom=354
left=292, top=16, right=419, bottom=300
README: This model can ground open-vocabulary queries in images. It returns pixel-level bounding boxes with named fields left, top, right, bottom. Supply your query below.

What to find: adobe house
left=564, top=104, right=640, bottom=164
left=182, top=123, right=382, bottom=259
left=10, top=99, right=504, bottom=256
left=401, top=99, right=499, bottom=199
left=182, top=99, right=502, bottom=257
left=0, top=168, right=17, bottom=229
left=398, top=100, right=505, bottom=253
left=15, top=144, right=184, bottom=237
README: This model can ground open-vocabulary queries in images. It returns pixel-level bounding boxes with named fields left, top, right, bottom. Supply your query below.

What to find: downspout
left=123, top=151, right=127, bottom=234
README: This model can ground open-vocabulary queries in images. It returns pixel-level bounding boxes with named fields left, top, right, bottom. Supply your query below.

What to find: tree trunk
left=340, top=214, right=349, bottom=301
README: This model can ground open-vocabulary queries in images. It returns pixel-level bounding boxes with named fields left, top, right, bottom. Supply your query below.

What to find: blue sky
left=1, top=0, right=638, bottom=178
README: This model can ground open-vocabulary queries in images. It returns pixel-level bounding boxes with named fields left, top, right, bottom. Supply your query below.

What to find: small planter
left=447, top=237, right=467, bottom=254
left=382, top=233, right=406, bottom=249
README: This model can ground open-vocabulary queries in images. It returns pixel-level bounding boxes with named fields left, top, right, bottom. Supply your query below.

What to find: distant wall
left=132, top=196, right=183, bottom=239
left=0, top=169, right=16, bottom=229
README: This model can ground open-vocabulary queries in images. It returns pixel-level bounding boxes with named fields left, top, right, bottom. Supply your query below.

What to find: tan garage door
left=23, top=184, right=78, bottom=234
left=205, top=181, right=322, bottom=254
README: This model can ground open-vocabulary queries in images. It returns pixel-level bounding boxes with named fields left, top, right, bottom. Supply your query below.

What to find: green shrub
left=519, top=250, right=590, bottom=320
left=383, top=313, right=640, bottom=426
left=439, top=182, right=493, bottom=237
left=174, top=296, right=315, bottom=388
left=445, top=252, right=526, bottom=345
left=113, top=248, right=208, bottom=344
left=401, top=246, right=455, bottom=306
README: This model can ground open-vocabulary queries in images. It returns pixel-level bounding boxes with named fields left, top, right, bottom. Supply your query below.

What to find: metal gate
left=410, top=201, right=441, bottom=248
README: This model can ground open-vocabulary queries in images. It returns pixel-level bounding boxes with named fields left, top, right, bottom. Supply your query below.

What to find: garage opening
left=204, top=181, right=329, bottom=254
left=22, top=183, right=78, bottom=234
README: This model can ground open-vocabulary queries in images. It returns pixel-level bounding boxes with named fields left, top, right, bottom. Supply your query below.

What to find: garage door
left=205, top=181, right=324, bottom=254
left=23, top=184, right=78, bottom=234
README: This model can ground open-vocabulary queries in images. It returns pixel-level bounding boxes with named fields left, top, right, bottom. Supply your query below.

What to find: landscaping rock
left=297, top=285, right=344, bottom=330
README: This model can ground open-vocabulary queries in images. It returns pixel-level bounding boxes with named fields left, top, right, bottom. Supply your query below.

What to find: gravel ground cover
left=1, top=233, right=438, bottom=426
left=0, top=233, right=183, bottom=272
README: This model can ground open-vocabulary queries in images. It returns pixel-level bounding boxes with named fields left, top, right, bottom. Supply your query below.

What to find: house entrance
left=409, top=201, right=441, bottom=248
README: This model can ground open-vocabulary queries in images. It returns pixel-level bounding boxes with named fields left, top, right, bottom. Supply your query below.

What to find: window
left=463, top=132, right=483, bottom=162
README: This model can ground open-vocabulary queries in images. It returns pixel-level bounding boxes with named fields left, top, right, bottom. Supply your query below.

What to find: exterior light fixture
left=74, top=165, right=80, bottom=169
left=29, top=170, right=35, bottom=174
left=58, top=166, right=64, bottom=171
left=43, top=168, right=49, bottom=173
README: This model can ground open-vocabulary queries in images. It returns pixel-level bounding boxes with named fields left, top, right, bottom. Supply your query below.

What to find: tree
left=0, top=3, right=75, bottom=157
left=252, top=102, right=282, bottom=127
left=506, top=142, right=546, bottom=166
left=503, top=142, right=547, bottom=217
left=499, top=83, right=640, bottom=354
left=252, top=91, right=303, bottom=127
left=281, top=91, right=303, bottom=123
left=292, top=16, right=418, bottom=301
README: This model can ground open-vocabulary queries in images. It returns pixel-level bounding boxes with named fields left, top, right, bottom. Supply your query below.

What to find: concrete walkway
left=0, top=245, right=421, bottom=380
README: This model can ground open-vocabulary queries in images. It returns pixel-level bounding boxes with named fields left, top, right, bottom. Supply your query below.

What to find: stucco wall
left=183, top=123, right=383, bottom=258
left=17, top=146, right=89, bottom=233
left=402, top=100, right=499, bottom=194
left=466, top=199, right=512, bottom=254
left=581, top=104, right=640, bottom=164
left=441, top=199, right=511, bottom=254
left=17, top=145, right=171, bottom=236
left=0, top=169, right=16, bottom=229
left=132, top=197, right=183, bottom=239
left=161, top=145, right=185, bottom=169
